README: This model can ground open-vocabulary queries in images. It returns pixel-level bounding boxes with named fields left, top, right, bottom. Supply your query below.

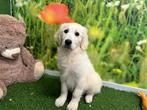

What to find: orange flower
left=38, top=3, right=74, bottom=24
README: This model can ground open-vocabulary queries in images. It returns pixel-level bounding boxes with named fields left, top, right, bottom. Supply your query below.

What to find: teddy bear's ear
left=15, top=21, right=26, bottom=36
left=18, top=21, right=26, bottom=28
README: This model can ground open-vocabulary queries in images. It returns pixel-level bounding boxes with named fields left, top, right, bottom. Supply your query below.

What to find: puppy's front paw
left=55, top=96, right=66, bottom=107
left=85, top=95, right=93, bottom=103
left=67, top=101, right=78, bottom=110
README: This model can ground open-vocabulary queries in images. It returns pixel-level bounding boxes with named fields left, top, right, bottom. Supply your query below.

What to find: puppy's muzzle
left=64, top=39, right=72, bottom=49
left=1, top=47, right=20, bottom=59
left=12, top=53, right=20, bottom=59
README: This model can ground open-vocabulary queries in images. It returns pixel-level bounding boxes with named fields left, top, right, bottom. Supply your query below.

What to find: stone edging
left=45, top=69, right=147, bottom=95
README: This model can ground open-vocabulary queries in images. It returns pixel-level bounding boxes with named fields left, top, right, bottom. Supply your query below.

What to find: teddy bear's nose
left=12, top=53, right=19, bottom=59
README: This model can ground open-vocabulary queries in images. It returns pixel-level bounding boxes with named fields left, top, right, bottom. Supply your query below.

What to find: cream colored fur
left=55, top=23, right=102, bottom=110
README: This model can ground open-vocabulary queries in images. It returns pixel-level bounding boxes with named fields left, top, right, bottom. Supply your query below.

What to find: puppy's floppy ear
left=54, top=24, right=67, bottom=46
left=80, top=27, right=89, bottom=50
left=54, top=29, right=62, bottom=46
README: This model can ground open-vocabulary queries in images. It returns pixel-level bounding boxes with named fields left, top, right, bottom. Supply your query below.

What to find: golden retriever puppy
left=55, top=23, right=102, bottom=110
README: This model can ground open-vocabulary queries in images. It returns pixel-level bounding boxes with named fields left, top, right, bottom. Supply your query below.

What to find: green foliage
left=12, top=0, right=147, bottom=88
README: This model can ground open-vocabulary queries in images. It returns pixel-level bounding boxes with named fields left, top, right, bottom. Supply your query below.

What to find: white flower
left=133, top=0, right=144, bottom=10
left=121, top=4, right=130, bottom=11
left=106, top=1, right=120, bottom=7
left=15, top=0, right=30, bottom=7
left=136, top=45, right=143, bottom=52
left=9, top=98, right=12, bottom=101
left=139, top=0, right=144, bottom=5
left=136, top=39, right=147, bottom=53
left=137, top=40, right=147, bottom=45
left=136, top=4, right=143, bottom=10
left=106, top=2, right=113, bottom=7
left=15, top=0, right=23, bottom=7
left=16, top=13, right=24, bottom=21
left=115, top=1, right=120, bottom=6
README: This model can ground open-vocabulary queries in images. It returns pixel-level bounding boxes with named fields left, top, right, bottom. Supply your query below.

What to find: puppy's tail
left=44, top=69, right=60, bottom=77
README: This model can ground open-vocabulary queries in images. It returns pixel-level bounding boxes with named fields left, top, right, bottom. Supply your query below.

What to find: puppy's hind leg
left=85, top=87, right=100, bottom=104
left=55, top=82, right=68, bottom=107
left=85, top=77, right=102, bottom=104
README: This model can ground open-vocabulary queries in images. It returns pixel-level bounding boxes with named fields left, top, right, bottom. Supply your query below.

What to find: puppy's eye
left=5, top=46, right=8, bottom=49
left=64, top=29, right=69, bottom=33
left=75, top=32, right=79, bottom=36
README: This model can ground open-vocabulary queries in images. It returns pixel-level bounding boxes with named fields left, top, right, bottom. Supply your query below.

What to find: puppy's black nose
left=65, top=39, right=72, bottom=45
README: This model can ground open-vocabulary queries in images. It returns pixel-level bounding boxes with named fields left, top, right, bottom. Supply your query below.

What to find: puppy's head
left=55, top=23, right=88, bottom=50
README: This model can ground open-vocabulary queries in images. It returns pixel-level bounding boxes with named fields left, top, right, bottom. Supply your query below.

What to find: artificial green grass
left=0, top=75, right=141, bottom=110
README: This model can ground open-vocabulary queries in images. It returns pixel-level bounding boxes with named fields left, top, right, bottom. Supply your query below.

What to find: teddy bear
left=0, top=14, right=44, bottom=99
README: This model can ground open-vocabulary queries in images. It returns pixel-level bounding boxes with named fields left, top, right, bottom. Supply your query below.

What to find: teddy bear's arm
left=0, top=80, right=7, bottom=99
left=21, top=47, right=35, bottom=67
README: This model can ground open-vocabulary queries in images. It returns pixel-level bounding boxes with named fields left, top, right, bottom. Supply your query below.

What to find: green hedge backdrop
left=0, top=0, right=11, bottom=14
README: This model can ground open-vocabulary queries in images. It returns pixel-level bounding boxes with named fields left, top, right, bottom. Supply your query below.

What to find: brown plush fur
left=0, top=15, right=44, bottom=98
